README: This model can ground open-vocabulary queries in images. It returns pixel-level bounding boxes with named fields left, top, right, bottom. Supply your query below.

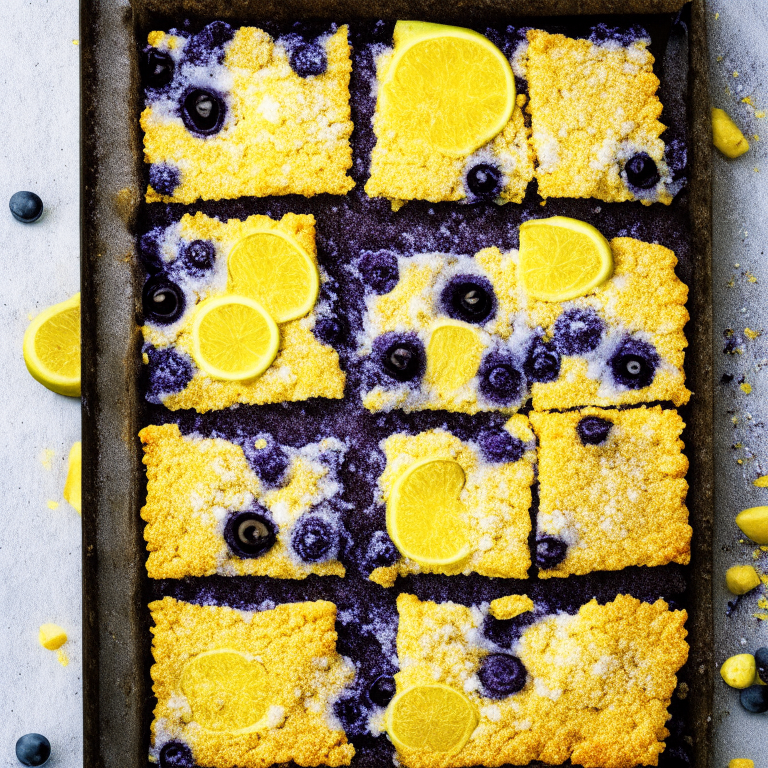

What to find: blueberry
left=145, top=347, right=194, bottom=403
left=285, top=35, right=327, bottom=78
left=577, top=416, right=612, bottom=446
left=755, top=646, right=768, bottom=683
left=181, top=88, right=225, bottom=135
left=524, top=337, right=561, bottom=383
left=481, top=612, right=536, bottom=649
left=478, top=653, right=527, bottom=698
left=553, top=307, right=604, bottom=355
left=141, top=49, right=174, bottom=88
left=479, top=352, right=524, bottom=404
left=142, top=275, right=186, bottom=325
left=149, top=163, right=181, bottom=196
left=183, top=21, right=235, bottom=66
left=15, top=734, right=51, bottom=767
left=358, top=250, right=399, bottom=294
left=176, top=239, right=215, bottom=278
left=291, top=513, right=340, bottom=563
left=374, top=333, right=425, bottom=384
left=740, top=684, right=768, bottom=714
left=138, top=229, right=164, bottom=273
left=366, top=530, right=399, bottom=569
left=333, top=695, right=368, bottom=736
left=535, top=536, right=568, bottom=569
left=478, top=429, right=524, bottom=463
left=624, top=152, right=660, bottom=190
left=369, top=675, right=396, bottom=707
left=9, top=191, right=43, bottom=223
left=315, top=317, right=347, bottom=345
left=609, top=337, right=659, bottom=390
left=241, top=437, right=289, bottom=487
left=440, top=275, right=496, bottom=324
left=159, top=741, right=194, bottom=768
left=224, top=508, right=277, bottom=558
left=466, top=163, right=503, bottom=200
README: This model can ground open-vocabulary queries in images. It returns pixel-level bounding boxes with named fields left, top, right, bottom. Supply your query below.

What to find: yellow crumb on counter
left=726, top=565, right=762, bottom=595
left=712, top=108, right=750, bottom=158
left=39, top=623, right=67, bottom=651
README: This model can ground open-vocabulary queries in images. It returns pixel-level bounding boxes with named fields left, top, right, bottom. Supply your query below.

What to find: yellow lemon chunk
left=379, top=21, right=516, bottom=156
left=39, top=623, right=67, bottom=651
left=385, top=684, right=478, bottom=754
left=729, top=761, right=755, bottom=768
left=227, top=230, right=319, bottom=323
left=736, top=506, right=768, bottom=544
left=720, top=654, right=757, bottom=689
left=518, top=217, right=614, bottom=302
left=426, top=321, right=483, bottom=396
left=191, top=295, right=279, bottom=381
left=387, top=457, right=471, bottom=566
left=64, top=441, right=82, bottom=515
left=181, top=649, right=270, bottom=733
left=726, top=564, right=761, bottom=596
left=23, top=293, right=81, bottom=397
left=489, top=595, right=534, bottom=621
left=712, top=108, right=750, bottom=158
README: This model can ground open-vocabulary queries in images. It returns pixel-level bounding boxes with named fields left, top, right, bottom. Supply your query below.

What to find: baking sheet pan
left=80, top=1, right=713, bottom=766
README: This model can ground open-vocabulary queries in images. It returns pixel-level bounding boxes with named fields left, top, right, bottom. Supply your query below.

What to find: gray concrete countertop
left=0, top=1, right=765, bottom=766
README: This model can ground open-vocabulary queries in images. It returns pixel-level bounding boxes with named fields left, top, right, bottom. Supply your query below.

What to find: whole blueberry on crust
left=478, top=653, right=527, bottom=698
left=183, top=21, right=234, bottom=66
left=15, top=734, right=51, bottom=767
left=145, top=347, right=194, bottom=403
left=535, top=536, right=568, bottom=569
left=315, top=317, right=347, bottom=345
left=141, top=48, right=174, bottom=88
left=440, top=274, right=496, bottom=325
left=242, top=437, right=289, bottom=487
left=553, top=307, right=604, bottom=355
left=366, top=530, right=399, bottom=569
left=288, top=38, right=328, bottom=78
left=181, top=88, right=226, bottom=135
left=478, top=429, right=524, bottom=463
left=142, top=275, right=186, bottom=325
left=291, top=513, right=340, bottom=563
left=159, top=741, right=194, bottom=768
left=524, top=337, right=561, bottom=383
left=466, top=163, right=503, bottom=200
left=149, top=163, right=181, bottom=196
left=608, top=337, right=659, bottom=390
left=479, top=352, right=525, bottom=404
left=9, top=191, right=43, bottom=223
left=374, top=333, right=425, bottom=384
left=358, top=250, right=399, bottom=294
left=577, top=416, right=612, bottom=446
left=624, top=152, right=660, bottom=190
left=224, top=507, right=277, bottom=558
left=176, top=239, right=215, bottom=277
left=369, top=675, right=397, bottom=707
left=740, top=684, right=768, bottom=713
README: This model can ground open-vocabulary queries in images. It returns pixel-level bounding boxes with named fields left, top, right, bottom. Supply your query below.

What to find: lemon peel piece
left=425, top=321, right=483, bottom=396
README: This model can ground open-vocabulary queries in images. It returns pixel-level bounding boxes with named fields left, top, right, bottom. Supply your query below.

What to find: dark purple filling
left=482, top=612, right=538, bottom=650
left=524, top=337, right=561, bottom=383
left=478, top=352, right=525, bottom=405
left=141, top=48, right=174, bottom=89
left=535, top=536, right=568, bottom=569
left=357, top=250, right=399, bottom=294
left=290, top=513, right=341, bottom=563
left=333, top=695, right=368, bottom=736
left=145, top=347, right=194, bottom=404
left=608, top=337, right=660, bottom=390
left=223, top=508, right=277, bottom=558
left=182, top=20, right=234, bottom=66
left=181, top=88, right=226, bottom=136
left=478, top=429, right=524, bottom=463
left=368, top=675, right=396, bottom=706
left=241, top=437, right=289, bottom=487
left=478, top=653, right=527, bottom=698
left=138, top=229, right=165, bottom=273
left=159, top=741, right=194, bottom=768
left=577, top=416, right=613, bottom=446
left=175, top=239, right=215, bottom=278
left=283, top=34, right=328, bottom=78
left=553, top=307, right=604, bottom=355
left=440, top=274, right=496, bottom=324
left=373, top=332, right=425, bottom=385
left=365, top=530, right=399, bottom=569
left=740, top=685, right=768, bottom=714
left=142, top=275, right=186, bottom=325
left=149, top=163, right=181, bottom=196
left=314, top=317, right=348, bottom=346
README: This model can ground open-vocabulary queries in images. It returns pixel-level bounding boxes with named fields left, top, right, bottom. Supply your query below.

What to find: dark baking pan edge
left=80, top=1, right=713, bottom=767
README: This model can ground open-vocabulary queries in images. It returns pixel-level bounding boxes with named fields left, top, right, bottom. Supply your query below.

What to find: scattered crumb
left=39, top=448, right=55, bottom=470
left=39, top=623, right=67, bottom=651
left=46, top=500, right=59, bottom=510
left=733, top=71, right=739, bottom=78
left=753, top=476, right=768, bottom=487
left=745, top=328, right=762, bottom=340
left=746, top=272, right=758, bottom=283
left=741, top=382, right=752, bottom=394
left=57, top=650, right=69, bottom=667
left=72, top=40, right=79, bottom=46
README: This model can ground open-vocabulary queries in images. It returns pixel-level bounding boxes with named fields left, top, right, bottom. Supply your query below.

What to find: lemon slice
left=227, top=230, right=319, bottom=323
left=379, top=21, right=516, bottom=156
left=64, top=442, right=82, bottom=515
left=426, top=321, right=483, bottom=396
left=191, top=295, right=279, bottom=381
left=181, top=649, right=270, bottom=733
left=518, top=217, right=613, bottom=302
left=387, top=457, right=471, bottom=566
left=385, top=684, right=478, bottom=754
left=23, top=293, right=81, bottom=397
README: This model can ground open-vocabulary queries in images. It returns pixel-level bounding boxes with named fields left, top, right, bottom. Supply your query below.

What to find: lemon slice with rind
left=227, top=230, right=319, bottom=323
left=379, top=21, right=516, bottom=157
left=426, top=321, right=484, bottom=396
left=23, top=293, right=81, bottom=397
left=385, top=684, right=478, bottom=754
left=191, top=295, right=279, bottom=381
left=387, top=457, right=471, bottom=566
left=518, top=216, right=613, bottom=302
left=181, top=649, right=270, bottom=734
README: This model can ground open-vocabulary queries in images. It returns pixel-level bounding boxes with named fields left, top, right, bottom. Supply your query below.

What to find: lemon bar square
left=140, top=22, right=354, bottom=203
left=525, top=29, right=680, bottom=204
left=140, top=212, right=345, bottom=412
left=369, top=416, right=534, bottom=587
left=530, top=406, right=691, bottom=578
left=140, top=424, right=347, bottom=579
left=149, top=597, right=355, bottom=768
left=389, top=593, right=688, bottom=768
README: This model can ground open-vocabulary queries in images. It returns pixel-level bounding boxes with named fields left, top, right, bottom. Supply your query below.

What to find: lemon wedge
left=23, top=293, right=81, bottom=397
left=385, top=684, right=478, bottom=754
left=426, top=321, right=483, bottom=396
left=518, top=216, right=613, bottom=302
left=191, top=295, right=279, bottom=381
left=227, top=230, right=319, bottom=323
left=379, top=21, right=516, bottom=156
left=181, top=649, right=270, bottom=733
left=387, top=457, right=471, bottom=566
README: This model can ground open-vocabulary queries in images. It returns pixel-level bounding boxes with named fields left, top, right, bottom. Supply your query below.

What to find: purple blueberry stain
left=440, top=274, right=496, bottom=324
left=241, top=435, right=289, bottom=487
left=282, top=34, right=328, bottom=78
left=182, top=20, right=235, bottom=66
left=535, top=536, right=568, bottom=569
left=175, top=239, right=215, bottom=278
left=315, top=317, right=348, bottom=346
left=290, top=512, right=341, bottom=563
left=145, top=347, right=194, bottom=404
left=478, top=351, right=525, bottom=405
left=478, top=653, right=527, bottom=698
left=524, top=337, right=561, bottom=383
left=333, top=694, right=368, bottom=736
left=553, top=307, right=604, bottom=355
left=576, top=416, right=613, bottom=446
left=478, top=429, right=524, bottom=463
left=365, top=530, right=399, bottom=569
left=482, top=611, right=537, bottom=649
left=149, top=163, right=181, bottom=196
left=223, top=507, right=277, bottom=559
left=139, top=228, right=165, bottom=274
left=608, top=337, right=660, bottom=390
left=358, top=250, right=399, bottom=294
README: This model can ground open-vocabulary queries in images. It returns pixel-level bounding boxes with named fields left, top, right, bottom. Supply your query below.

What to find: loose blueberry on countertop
left=242, top=437, right=289, bottom=487
left=333, top=695, right=368, bottom=736
left=183, top=21, right=234, bottom=66
left=482, top=612, right=537, bottom=649
left=315, top=317, right=347, bottom=346
left=535, top=536, right=568, bottom=569
left=224, top=508, right=277, bottom=558
left=142, top=276, right=186, bottom=325
left=478, top=429, right=524, bottom=463
left=466, top=163, right=503, bottom=200
left=577, top=416, right=612, bottom=446
left=145, top=347, right=194, bottom=403
left=479, top=353, right=524, bottom=404
left=284, top=34, right=327, bottom=78
left=609, top=337, right=659, bottom=390
left=624, top=152, right=660, bottom=190
left=441, top=275, right=496, bottom=324
left=159, top=741, right=194, bottom=768
left=141, top=48, right=174, bottom=88
left=176, top=239, right=215, bottom=278
left=291, top=514, right=340, bottom=563
left=149, top=163, right=181, bottom=197
left=366, top=530, right=399, bottom=569
left=9, top=191, right=43, bottom=223
left=740, top=684, right=768, bottom=714
left=376, top=334, right=425, bottom=383
left=358, top=250, right=399, bottom=294
left=755, top=646, right=768, bottom=682
left=553, top=307, right=604, bottom=355
left=15, top=734, right=50, bottom=767
left=478, top=653, right=527, bottom=698
left=524, top=337, right=561, bottom=383
left=369, top=675, right=397, bottom=707
left=182, top=88, right=225, bottom=135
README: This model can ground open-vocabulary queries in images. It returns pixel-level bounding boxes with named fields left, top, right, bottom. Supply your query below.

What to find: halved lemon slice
left=518, top=216, right=613, bottom=302
left=227, top=230, right=319, bottom=323
left=387, top=457, right=471, bottom=566
left=191, top=295, right=279, bottom=381
left=379, top=21, right=516, bottom=156
left=181, top=649, right=270, bottom=734
left=23, top=293, right=81, bottom=397
left=385, top=684, right=478, bottom=754
left=426, top=321, right=483, bottom=396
